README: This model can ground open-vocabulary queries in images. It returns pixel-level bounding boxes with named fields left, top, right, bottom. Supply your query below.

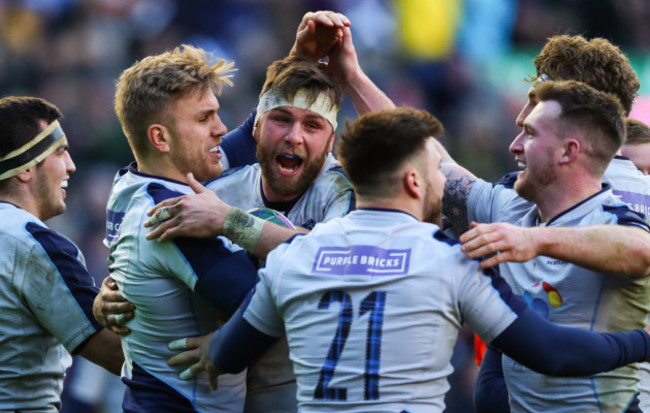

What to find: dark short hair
left=337, top=107, right=443, bottom=197
left=0, top=96, right=63, bottom=191
left=535, top=80, right=625, bottom=174
left=0, top=96, right=62, bottom=158
left=625, top=118, right=650, bottom=145
left=533, top=35, right=639, bottom=115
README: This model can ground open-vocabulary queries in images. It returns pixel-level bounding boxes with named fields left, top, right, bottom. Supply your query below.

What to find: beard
left=257, top=143, right=328, bottom=199
left=514, top=162, right=557, bottom=203
left=422, top=181, right=443, bottom=227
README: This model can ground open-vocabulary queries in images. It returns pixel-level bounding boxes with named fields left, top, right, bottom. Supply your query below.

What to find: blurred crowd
left=1, top=0, right=648, bottom=411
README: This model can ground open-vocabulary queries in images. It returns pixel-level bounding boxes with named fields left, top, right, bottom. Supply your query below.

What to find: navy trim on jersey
left=26, top=222, right=102, bottom=336
left=495, top=171, right=518, bottom=189
left=221, top=105, right=258, bottom=169
left=491, top=305, right=650, bottom=376
left=546, top=184, right=612, bottom=226
left=128, top=163, right=191, bottom=186
left=603, top=204, right=650, bottom=231
left=146, top=183, right=260, bottom=315
left=357, top=207, right=418, bottom=221
left=433, top=229, right=460, bottom=246
left=122, top=361, right=197, bottom=413
left=177, top=237, right=258, bottom=315
left=210, top=301, right=277, bottom=374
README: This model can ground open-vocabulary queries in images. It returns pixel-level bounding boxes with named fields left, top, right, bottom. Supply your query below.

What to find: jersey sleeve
left=23, top=223, right=102, bottom=353
left=146, top=183, right=259, bottom=315
left=240, top=246, right=287, bottom=337
left=220, top=105, right=258, bottom=170
left=467, top=178, right=519, bottom=225
left=454, top=257, right=519, bottom=343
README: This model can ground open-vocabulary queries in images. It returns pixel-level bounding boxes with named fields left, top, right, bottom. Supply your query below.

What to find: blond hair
left=114, top=44, right=235, bottom=158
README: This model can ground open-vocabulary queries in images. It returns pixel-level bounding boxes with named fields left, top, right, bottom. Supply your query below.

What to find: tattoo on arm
left=442, top=173, right=476, bottom=235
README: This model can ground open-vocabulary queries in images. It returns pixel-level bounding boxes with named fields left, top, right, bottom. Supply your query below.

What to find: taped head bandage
left=0, top=120, right=67, bottom=180
left=254, top=88, right=339, bottom=132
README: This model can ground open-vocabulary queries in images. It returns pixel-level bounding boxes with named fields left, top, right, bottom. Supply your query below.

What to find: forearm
left=343, top=69, right=395, bottom=115
left=491, top=306, right=650, bottom=376
left=535, top=225, right=650, bottom=277
left=222, top=207, right=302, bottom=260
left=209, top=304, right=277, bottom=373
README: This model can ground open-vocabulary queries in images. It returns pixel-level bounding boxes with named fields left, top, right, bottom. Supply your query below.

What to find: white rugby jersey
left=242, top=209, right=518, bottom=413
left=105, top=165, right=256, bottom=413
left=0, top=202, right=102, bottom=412
left=468, top=179, right=650, bottom=412
left=205, top=153, right=355, bottom=413
left=605, top=156, right=650, bottom=411
left=605, top=156, right=650, bottom=223
left=206, top=153, right=354, bottom=230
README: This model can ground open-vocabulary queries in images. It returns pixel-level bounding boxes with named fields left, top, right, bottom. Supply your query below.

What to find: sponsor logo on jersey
left=312, top=245, right=410, bottom=275
left=106, top=209, right=125, bottom=243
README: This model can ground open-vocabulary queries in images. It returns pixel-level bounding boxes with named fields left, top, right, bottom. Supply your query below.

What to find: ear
left=403, top=168, right=422, bottom=199
left=559, top=138, right=580, bottom=165
left=326, top=132, right=335, bottom=153
left=252, top=120, right=261, bottom=142
left=147, top=124, right=171, bottom=153
left=15, top=170, right=32, bottom=183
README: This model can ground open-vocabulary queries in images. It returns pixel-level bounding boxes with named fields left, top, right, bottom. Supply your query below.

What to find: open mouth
left=277, top=154, right=303, bottom=173
left=209, top=145, right=221, bottom=154
left=61, top=180, right=68, bottom=189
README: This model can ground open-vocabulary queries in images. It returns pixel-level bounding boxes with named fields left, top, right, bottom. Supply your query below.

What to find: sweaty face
left=510, top=100, right=563, bottom=203
left=621, top=142, right=650, bottom=175
left=166, top=89, right=227, bottom=182
left=255, top=106, right=334, bottom=202
left=421, top=138, right=446, bottom=226
left=33, top=140, right=76, bottom=221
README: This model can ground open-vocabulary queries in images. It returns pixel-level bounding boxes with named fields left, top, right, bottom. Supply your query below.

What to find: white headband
left=254, top=88, right=339, bottom=131
left=0, top=120, right=67, bottom=180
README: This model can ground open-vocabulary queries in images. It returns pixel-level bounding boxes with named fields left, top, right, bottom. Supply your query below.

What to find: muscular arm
left=75, top=328, right=124, bottom=375
left=461, top=222, right=650, bottom=277
left=433, top=139, right=478, bottom=234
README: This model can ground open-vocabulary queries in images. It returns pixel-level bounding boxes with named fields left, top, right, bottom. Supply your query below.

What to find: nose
left=212, top=116, right=228, bottom=138
left=284, top=121, right=304, bottom=145
left=64, top=151, right=76, bottom=173
left=509, top=130, right=525, bottom=155
left=515, top=103, right=532, bottom=128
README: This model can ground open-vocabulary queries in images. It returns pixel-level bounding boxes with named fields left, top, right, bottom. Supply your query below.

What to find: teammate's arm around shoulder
left=433, top=139, right=478, bottom=234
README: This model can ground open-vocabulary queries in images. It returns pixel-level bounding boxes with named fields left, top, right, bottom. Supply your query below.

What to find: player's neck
left=356, top=196, right=423, bottom=222
left=536, top=178, right=603, bottom=223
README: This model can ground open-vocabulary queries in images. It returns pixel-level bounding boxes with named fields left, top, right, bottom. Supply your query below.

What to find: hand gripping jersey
left=241, top=209, right=519, bottom=413
left=205, top=153, right=355, bottom=413
left=0, top=202, right=102, bottom=412
left=468, top=179, right=650, bottom=412
left=105, top=165, right=259, bottom=413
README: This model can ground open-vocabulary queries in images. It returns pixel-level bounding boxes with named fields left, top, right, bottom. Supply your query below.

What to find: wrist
left=222, top=207, right=265, bottom=253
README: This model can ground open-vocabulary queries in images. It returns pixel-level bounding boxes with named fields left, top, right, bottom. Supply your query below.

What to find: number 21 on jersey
left=313, top=289, right=387, bottom=402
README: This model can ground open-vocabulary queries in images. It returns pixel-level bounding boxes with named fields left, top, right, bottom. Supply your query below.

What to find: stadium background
left=1, top=0, right=648, bottom=411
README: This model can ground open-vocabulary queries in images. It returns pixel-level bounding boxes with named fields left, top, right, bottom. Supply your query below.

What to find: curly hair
left=533, top=35, right=639, bottom=115
left=114, top=44, right=235, bottom=158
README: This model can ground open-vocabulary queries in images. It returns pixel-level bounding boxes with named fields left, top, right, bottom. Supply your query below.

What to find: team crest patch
left=312, top=245, right=410, bottom=275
